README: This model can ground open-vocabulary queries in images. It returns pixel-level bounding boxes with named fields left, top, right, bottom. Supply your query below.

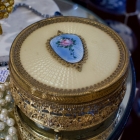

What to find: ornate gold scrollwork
left=0, top=0, right=14, bottom=34
left=11, top=77, right=126, bottom=131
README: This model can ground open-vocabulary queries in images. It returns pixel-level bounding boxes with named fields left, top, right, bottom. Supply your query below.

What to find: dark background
left=71, top=0, right=140, bottom=139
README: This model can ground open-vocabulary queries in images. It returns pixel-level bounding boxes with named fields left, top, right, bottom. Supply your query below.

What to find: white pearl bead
left=0, top=122, right=5, bottom=131
left=0, top=84, right=5, bottom=91
left=4, top=82, right=10, bottom=88
left=0, top=99, right=6, bottom=106
left=7, top=90, right=11, bottom=95
left=7, top=118, right=15, bottom=127
left=1, top=108, right=8, bottom=115
left=5, top=95, right=12, bottom=102
left=8, top=127, right=17, bottom=136
left=0, top=113, right=8, bottom=122
left=5, top=135, right=13, bottom=140
left=0, top=92, right=3, bottom=99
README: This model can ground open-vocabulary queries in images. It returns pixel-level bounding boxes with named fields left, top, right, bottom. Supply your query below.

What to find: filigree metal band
left=10, top=16, right=129, bottom=96
left=46, top=31, right=88, bottom=71
left=14, top=105, right=122, bottom=140
left=11, top=77, right=126, bottom=131
left=14, top=107, right=50, bottom=140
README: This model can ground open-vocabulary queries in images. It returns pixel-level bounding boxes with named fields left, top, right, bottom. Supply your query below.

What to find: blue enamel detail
left=50, top=34, right=84, bottom=63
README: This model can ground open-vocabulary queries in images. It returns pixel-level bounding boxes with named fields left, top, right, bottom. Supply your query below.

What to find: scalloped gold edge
left=46, top=31, right=88, bottom=72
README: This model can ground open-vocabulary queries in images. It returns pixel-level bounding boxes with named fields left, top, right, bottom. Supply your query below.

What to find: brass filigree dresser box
left=9, top=16, right=129, bottom=139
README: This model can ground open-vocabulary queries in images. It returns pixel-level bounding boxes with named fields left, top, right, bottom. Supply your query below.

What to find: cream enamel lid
left=20, top=22, right=119, bottom=89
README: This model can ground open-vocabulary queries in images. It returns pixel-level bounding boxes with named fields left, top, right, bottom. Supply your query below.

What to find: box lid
left=10, top=16, right=129, bottom=104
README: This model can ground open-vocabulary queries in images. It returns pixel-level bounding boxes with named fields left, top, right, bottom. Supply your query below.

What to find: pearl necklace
left=13, top=3, right=62, bottom=18
left=0, top=82, right=18, bottom=140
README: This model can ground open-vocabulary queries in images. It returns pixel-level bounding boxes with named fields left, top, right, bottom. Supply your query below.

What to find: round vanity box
left=9, top=16, right=129, bottom=139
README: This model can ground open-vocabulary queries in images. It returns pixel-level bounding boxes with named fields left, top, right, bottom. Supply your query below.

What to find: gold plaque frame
left=46, top=31, right=88, bottom=72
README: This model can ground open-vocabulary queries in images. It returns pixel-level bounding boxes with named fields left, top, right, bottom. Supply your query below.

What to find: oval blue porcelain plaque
left=50, top=34, right=84, bottom=63
left=46, top=31, right=88, bottom=71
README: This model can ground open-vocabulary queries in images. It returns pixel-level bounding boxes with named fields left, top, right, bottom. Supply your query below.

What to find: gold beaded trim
left=0, top=0, right=14, bottom=19
left=46, top=31, right=88, bottom=72
left=11, top=76, right=126, bottom=131
left=0, top=0, right=14, bottom=35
